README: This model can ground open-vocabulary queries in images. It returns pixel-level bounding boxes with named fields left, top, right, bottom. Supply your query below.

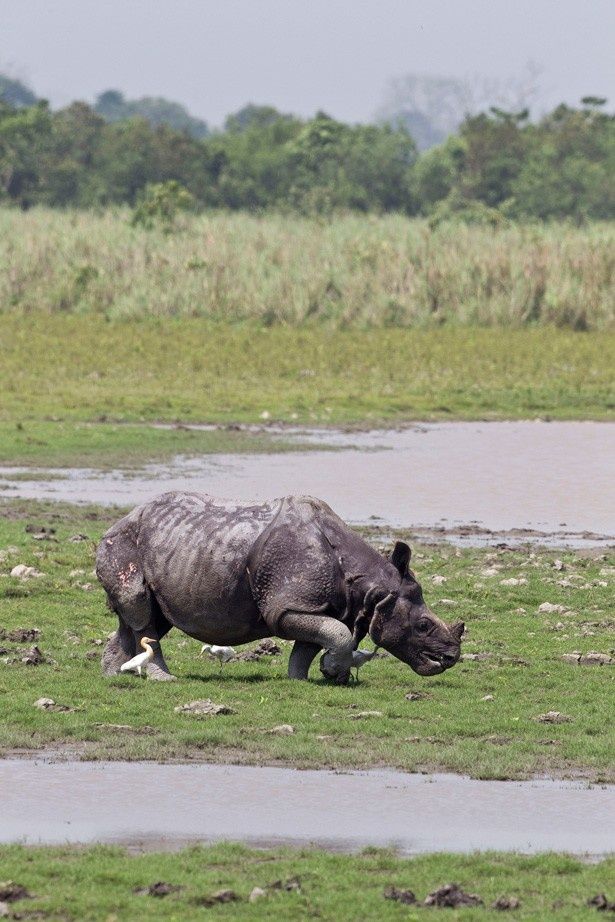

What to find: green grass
left=1, top=500, right=613, bottom=781
left=0, top=420, right=327, bottom=468
left=2, top=317, right=614, bottom=434
left=1, top=209, right=614, bottom=329
left=0, top=844, right=613, bottom=921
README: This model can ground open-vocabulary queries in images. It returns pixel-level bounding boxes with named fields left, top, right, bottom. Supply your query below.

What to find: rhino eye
left=416, top=619, right=432, bottom=633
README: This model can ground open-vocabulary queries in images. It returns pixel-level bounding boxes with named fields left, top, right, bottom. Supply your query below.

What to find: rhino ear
left=391, top=541, right=411, bottom=578
left=369, top=592, right=397, bottom=644
left=450, top=621, right=465, bottom=642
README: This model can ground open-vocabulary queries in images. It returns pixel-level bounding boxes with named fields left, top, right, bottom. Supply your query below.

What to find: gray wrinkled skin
left=96, top=492, right=464, bottom=683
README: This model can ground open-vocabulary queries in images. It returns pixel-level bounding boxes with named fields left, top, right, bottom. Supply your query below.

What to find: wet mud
left=1, top=422, right=613, bottom=547
left=1, top=759, right=613, bottom=856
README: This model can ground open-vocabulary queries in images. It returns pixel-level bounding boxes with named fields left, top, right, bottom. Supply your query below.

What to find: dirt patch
left=424, top=883, right=483, bottom=908
left=174, top=699, right=236, bottom=717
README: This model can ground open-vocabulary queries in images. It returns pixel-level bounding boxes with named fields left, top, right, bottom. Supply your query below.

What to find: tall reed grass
left=1, top=208, right=613, bottom=329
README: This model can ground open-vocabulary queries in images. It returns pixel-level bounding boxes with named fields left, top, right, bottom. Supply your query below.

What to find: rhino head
left=368, top=542, right=464, bottom=676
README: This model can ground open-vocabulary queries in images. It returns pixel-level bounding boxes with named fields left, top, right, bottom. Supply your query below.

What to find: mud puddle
left=1, top=422, right=613, bottom=547
left=1, top=759, right=613, bottom=855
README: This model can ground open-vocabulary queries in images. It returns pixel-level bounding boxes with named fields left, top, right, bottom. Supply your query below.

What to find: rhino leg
left=288, top=641, right=322, bottom=680
left=97, top=532, right=175, bottom=680
left=279, top=613, right=353, bottom=684
left=102, top=617, right=136, bottom=676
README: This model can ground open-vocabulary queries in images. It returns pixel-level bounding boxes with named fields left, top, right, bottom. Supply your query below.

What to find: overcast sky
left=2, top=0, right=614, bottom=126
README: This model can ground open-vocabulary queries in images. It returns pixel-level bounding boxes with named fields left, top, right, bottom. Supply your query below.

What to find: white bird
left=200, top=644, right=236, bottom=669
left=351, top=647, right=379, bottom=682
left=120, top=636, right=156, bottom=677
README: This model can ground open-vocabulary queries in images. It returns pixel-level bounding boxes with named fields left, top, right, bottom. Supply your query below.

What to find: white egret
left=120, top=636, right=156, bottom=677
left=351, top=647, right=378, bottom=682
left=200, top=644, right=236, bottom=669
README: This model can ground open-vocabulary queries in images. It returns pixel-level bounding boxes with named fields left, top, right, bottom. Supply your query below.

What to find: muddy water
left=1, top=760, right=613, bottom=855
left=1, top=422, right=614, bottom=545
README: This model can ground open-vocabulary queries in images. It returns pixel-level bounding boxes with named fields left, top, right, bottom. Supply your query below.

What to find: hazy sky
left=2, top=0, right=614, bottom=125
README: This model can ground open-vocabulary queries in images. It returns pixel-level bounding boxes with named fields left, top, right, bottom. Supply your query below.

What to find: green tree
left=0, top=74, right=38, bottom=108
left=95, top=90, right=209, bottom=139
left=0, top=100, right=51, bottom=206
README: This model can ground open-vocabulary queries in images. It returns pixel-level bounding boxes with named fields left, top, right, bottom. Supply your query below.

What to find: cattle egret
left=351, top=647, right=378, bottom=682
left=201, top=644, right=236, bottom=669
left=120, top=636, right=156, bottom=677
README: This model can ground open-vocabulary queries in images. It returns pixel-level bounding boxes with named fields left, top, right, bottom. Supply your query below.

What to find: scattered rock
left=174, top=699, right=236, bottom=717
left=460, top=652, right=492, bottom=661
left=493, top=896, right=521, bottom=910
left=0, top=903, right=8, bottom=918
left=481, top=567, right=500, bottom=577
left=424, top=883, right=483, bottom=908
left=405, top=691, right=429, bottom=700
left=268, top=724, right=294, bottom=734
left=588, top=894, right=615, bottom=912
left=235, top=639, right=282, bottom=661
left=383, top=885, right=416, bottom=904
left=535, top=711, right=572, bottom=724
left=562, top=652, right=614, bottom=666
left=78, top=583, right=95, bottom=592
left=579, top=652, right=614, bottom=666
left=256, top=638, right=281, bottom=655
left=270, top=876, right=301, bottom=892
left=500, top=578, right=528, bottom=586
left=68, top=533, right=89, bottom=542
left=538, top=602, right=567, bottom=614
left=0, top=882, right=32, bottom=903
left=349, top=710, right=383, bottom=719
left=0, top=627, right=40, bottom=642
left=25, top=524, right=55, bottom=535
left=431, top=575, right=447, bottom=585
left=34, top=697, right=74, bottom=712
left=438, top=598, right=457, bottom=606
left=553, top=559, right=565, bottom=571
left=21, top=645, right=45, bottom=666
left=10, top=564, right=44, bottom=580
left=200, top=889, right=239, bottom=906
left=134, top=881, right=180, bottom=898
left=249, top=887, right=266, bottom=903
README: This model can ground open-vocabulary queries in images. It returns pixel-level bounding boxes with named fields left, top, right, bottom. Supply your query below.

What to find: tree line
left=0, top=92, right=613, bottom=221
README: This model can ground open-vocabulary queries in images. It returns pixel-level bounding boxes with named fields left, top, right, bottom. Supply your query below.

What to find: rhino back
left=137, top=492, right=279, bottom=632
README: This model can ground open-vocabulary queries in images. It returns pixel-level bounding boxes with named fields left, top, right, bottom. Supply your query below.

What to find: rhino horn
left=449, top=621, right=465, bottom=642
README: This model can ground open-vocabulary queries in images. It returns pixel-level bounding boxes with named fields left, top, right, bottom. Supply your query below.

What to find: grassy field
left=0, top=419, right=326, bottom=468
left=1, top=209, right=614, bottom=329
left=0, top=843, right=613, bottom=921
left=2, top=317, right=614, bottom=447
left=1, top=500, right=613, bottom=781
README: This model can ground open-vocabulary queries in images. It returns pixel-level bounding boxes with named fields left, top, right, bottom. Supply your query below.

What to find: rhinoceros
left=96, top=492, right=464, bottom=683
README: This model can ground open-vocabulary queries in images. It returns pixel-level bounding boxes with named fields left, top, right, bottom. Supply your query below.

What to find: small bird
left=200, top=644, right=236, bottom=669
left=120, top=636, right=156, bottom=677
left=351, top=647, right=378, bottom=682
